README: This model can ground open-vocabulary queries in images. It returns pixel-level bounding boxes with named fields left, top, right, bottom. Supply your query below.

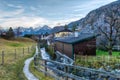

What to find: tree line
left=0, top=27, right=15, bottom=40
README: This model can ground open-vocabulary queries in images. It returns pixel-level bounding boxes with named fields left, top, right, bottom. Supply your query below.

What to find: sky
left=0, top=0, right=117, bottom=28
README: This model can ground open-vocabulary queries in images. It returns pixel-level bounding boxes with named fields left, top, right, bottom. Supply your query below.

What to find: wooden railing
left=34, top=57, right=120, bottom=80
left=113, top=45, right=120, bottom=51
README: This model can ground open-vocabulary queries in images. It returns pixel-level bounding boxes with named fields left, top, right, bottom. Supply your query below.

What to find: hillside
left=0, top=38, right=36, bottom=80
left=0, top=38, right=35, bottom=51
left=68, top=0, right=120, bottom=33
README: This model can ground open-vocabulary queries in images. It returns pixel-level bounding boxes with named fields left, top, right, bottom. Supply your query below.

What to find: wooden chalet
left=54, top=33, right=97, bottom=59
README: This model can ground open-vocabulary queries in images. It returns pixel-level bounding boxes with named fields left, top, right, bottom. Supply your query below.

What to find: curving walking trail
left=23, top=46, right=39, bottom=80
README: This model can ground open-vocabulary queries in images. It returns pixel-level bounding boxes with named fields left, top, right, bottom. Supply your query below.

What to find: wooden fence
left=0, top=46, right=34, bottom=65
left=113, top=45, right=120, bottom=51
left=35, top=44, right=120, bottom=80
left=75, top=55, right=120, bottom=62
left=34, top=57, right=120, bottom=80
left=75, top=55, right=120, bottom=68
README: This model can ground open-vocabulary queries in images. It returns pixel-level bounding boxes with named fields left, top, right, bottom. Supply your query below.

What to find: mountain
left=13, top=25, right=51, bottom=36
left=13, top=27, right=29, bottom=36
left=68, top=0, right=120, bottom=33
left=40, top=25, right=51, bottom=30
left=67, top=20, right=80, bottom=28
left=14, top=1, right=120, bottom=36
left=51, top=26, right=65, bottom=33
left=67, top=0, right=120, bottom=49
left=34, top=25, right=51, bottom=35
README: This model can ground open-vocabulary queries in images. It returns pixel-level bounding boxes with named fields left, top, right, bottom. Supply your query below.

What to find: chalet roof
left=51, top=26, right=72, bottom=34
left=55, top=33, right=97, bottom=44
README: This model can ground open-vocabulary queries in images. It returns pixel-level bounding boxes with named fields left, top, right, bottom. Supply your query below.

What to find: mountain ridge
left=69, top=0, right=120, bottom=32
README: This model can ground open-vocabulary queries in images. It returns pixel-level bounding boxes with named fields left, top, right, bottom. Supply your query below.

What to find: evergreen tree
left=72, top=24, right=77, bottom=32
left=6, top=27, right=15, bottom=39
left=45, top=32, right=49, bottom=36
left=64, top=25, right=68, bottom=30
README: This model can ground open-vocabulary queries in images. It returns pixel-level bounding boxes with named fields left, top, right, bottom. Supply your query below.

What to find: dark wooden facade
left=55, top=36, right=96, bottom=59
left=73, top=39, right=96, bottom=55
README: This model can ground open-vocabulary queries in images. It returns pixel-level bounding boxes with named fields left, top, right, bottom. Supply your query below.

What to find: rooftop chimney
left=75, top=31, right=79, bottom=37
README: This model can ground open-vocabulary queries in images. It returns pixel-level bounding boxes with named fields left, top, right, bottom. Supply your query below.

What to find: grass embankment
left=0, top=38, right=36, bottom=80
left=30, top=61, right=54, bottom=80
left=75, top=50, right=120, bottom=69
left=0, top=37, right=35, bottom=49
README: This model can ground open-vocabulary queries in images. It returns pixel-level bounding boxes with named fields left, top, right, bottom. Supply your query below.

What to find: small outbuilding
left=54, top=33, right=97, bottom=59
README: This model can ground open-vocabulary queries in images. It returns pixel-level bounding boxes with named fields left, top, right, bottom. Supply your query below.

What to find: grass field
left=96, top=49, right=120, bottom=56
left=75, top=50, right=120, bottom=69
left=0, top=38, right=36, bottom=80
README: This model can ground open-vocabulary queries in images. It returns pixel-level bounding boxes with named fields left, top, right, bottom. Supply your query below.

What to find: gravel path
left=23, top=46, right=39, bottom=80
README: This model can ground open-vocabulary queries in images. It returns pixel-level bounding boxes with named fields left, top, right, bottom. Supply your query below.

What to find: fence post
left=23, top=48, right=24, bottom=56
left=15, top=49, right=16, bottom=59
left=1, top=51, right=4, bottom=65
left=44, top=60, right=47, bottom=76
left=64, top=65, right=68, bottom=80
left=84, top=56, right=86, bottom=64
left=28, top=47, right=29, bottom=53
left=86, top=55, right=88, bottom=63
left=81, top=56, right=82, bottom=62
left=31, top=46, right=33, bottom=52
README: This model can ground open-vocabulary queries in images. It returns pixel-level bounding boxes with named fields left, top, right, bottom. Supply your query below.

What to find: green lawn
left=96, top=49, right=120, bottom=56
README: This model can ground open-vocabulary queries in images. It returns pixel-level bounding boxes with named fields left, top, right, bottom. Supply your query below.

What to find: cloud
left=0, top=0, right=117, bottom=28
left=3, top=1, right=23, bottom=9
left=45, top=17, right=80, bottom=27
left=73, top=0, right=117, bottom=12
left=0, top=16, right=49, bottom=28
left=6, top=3, right=22, bottom=8
left=0, top=8, right=24, bottom=18
left=0, top=15, right=80, bottom=28
left=30, top=6, right=38, bottom=11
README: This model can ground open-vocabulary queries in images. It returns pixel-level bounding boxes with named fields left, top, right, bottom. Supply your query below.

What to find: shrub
left=23, top=34, right=33, bottom=38
left=46, top=45, right=55, bottom=59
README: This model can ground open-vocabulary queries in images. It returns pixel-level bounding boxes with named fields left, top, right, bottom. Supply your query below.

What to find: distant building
left=1, top=32, right=6, bottom=36
left=54, top=33, right=97, bottom=59
left=51, top=26, right=72, bottom=38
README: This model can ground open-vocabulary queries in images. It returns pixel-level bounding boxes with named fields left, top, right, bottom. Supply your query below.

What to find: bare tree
left=99, top=8, right=120, bottom=55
